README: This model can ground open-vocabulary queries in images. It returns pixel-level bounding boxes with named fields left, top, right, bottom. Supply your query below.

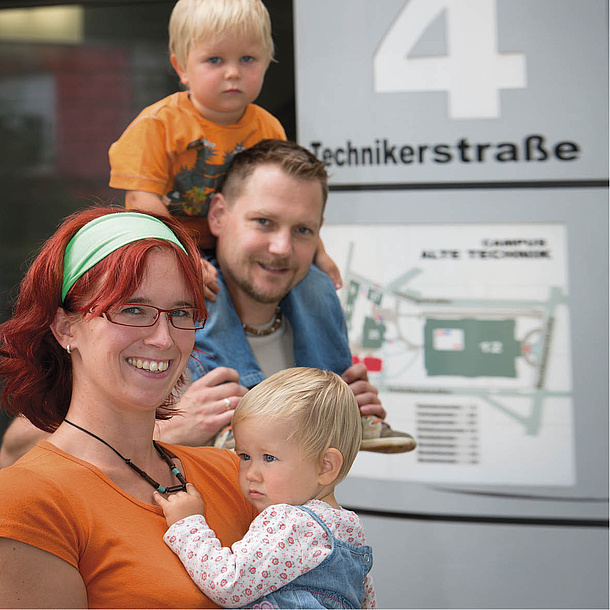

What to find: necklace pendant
left=63, top=419, right=189, bottom=495
left=164, top=483, right=188, bottom=494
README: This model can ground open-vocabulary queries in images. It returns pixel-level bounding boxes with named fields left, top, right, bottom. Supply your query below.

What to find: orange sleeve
left=0, top=464, right=82, bottom=569
left=109, top=116, right=172, bottom=195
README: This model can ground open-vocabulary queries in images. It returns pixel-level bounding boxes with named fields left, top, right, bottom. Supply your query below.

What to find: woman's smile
left=126, top=357, right=171, bottom=373
left=69, top=249, right=196, bottom=409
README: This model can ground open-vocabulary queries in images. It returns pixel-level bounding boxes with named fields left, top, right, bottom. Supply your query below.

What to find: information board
left=295, top=0, right=608, bottom=518
left=324, top=222, right=574, bottom=486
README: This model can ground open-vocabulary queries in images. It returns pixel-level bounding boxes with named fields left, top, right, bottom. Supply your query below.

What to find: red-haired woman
left=0, top=207, right=256, bottom=608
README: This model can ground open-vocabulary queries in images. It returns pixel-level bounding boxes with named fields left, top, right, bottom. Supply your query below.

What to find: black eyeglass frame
left=103, top=304, right=207, bottom=330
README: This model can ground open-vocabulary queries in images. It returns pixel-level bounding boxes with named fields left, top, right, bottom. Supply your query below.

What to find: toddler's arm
left=363, top=573, right=377, bottom=608
left=158, top=504, right=333, bottom=608
left=154, top=483, right=205, bottom=527
left=314, top=237, right=343, bottom=289
left=123, top=193, right=220, bottom=300
left=125, top=190, right=170, bottom=217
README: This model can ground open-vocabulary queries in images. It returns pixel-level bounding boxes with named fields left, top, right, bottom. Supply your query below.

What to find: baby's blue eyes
left=206, top=56, right=255, bottom=65
left=238, top=453, right=277, bottom=463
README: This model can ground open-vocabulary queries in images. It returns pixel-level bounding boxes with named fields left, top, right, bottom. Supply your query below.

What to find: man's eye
left=256, top=218, right=271, bottom=227
left=263, top=454, right=277, bottom=463
left=296, top=226, right=313, bottom=236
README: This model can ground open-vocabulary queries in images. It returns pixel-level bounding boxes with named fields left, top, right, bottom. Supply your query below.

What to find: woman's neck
left=49, top=405, right=181, bottom=505
left=51, top=403, right=159, bottom=467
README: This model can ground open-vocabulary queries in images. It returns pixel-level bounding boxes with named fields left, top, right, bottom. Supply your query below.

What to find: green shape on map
left=424, top=318, right=521, bottom=378
left=362, top=316, right=386, bottom=349
left=367, top=287, right=383, bottom=305
left=345, top=280, right=360, bottom=327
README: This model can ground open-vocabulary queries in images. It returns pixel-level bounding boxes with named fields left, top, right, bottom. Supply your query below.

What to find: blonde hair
left=169, top=0, right=274, bottom=69
left=233, top=368, right=362, bottom=483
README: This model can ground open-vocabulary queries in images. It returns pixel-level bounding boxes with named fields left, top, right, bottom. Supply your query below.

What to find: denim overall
left=244, top=505, right=373, bottom=609
left=191, top=261, right=353, bottom=388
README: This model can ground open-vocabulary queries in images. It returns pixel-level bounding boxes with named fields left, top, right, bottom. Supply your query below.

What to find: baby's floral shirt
left=164, top=498, right=376, bottom=608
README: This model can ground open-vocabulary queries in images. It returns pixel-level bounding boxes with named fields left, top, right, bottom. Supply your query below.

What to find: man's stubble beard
left=223, top=258, right=302, bottom=306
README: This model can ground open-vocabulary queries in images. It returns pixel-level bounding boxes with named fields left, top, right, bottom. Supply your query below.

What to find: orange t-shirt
left=108, top=92, right=286, bottom=247
left=0, top=441, right=257, bottom=609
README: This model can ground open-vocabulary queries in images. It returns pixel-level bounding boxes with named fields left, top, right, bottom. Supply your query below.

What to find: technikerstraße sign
left=295, top=0, right=608, bottom=186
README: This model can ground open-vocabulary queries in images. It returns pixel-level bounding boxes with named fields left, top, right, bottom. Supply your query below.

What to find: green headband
left=62, top=212, right=187, bottom=302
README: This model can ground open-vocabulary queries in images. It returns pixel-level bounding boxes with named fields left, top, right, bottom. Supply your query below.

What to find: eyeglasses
left=104, top=304, right=206, bottom=330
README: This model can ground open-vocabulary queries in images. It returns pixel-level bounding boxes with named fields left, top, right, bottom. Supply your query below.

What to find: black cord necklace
left=64, top=419, right=188, bottom=494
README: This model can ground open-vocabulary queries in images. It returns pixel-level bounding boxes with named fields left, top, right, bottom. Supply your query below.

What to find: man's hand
left=200, top=256, right=220, bottom=301
left=314, top=237, right=343, bottom=289
left=156, top=367, right=247, bottom=446
left=341, top=363, right=387, bottom=420
left=153, top=483, right=204, bottom=527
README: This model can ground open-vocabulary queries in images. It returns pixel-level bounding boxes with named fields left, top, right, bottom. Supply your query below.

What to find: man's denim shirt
left=190, top=260, right=353, bottom=389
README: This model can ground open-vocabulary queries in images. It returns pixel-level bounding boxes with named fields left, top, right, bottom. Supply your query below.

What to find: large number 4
left=374, top=0, right=526, bottom=119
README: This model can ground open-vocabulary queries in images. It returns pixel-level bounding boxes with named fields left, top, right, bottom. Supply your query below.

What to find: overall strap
left=296, top=504, right=335, bottom=539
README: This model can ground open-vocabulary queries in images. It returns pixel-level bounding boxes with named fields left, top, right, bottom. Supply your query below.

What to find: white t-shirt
left=245, top=315, right=294, bottom=379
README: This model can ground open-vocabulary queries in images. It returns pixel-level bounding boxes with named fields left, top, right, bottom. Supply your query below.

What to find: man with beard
left=189, top=139, right=415, bottom=453
left=0, top=140, right=415, bottom=468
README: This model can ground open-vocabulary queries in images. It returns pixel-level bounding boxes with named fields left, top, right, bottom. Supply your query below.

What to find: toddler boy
left=109, top=0, right=340, bottom=289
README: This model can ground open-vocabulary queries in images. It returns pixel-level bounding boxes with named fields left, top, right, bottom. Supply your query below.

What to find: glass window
left=0, top=0, right=294, bottom=437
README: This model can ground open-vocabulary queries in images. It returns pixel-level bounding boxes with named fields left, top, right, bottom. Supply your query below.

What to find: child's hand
left=314, top=238, right=343, bottom=289
left=153, top=483, right=205, bottom=527
left=200, top=257, right=220, bottom=301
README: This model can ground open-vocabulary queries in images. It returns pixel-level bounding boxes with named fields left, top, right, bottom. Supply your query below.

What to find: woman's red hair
left=0, top=206, right=206, bottom=432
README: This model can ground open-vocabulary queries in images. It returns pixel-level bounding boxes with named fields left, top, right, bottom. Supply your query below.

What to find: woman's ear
left=207, top=193, right=227, bottom=237
left=318, top=448, right=343, bottom=486
left=50, top=307, right=75, bottom=351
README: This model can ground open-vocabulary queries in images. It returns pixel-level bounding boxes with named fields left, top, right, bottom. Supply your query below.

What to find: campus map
left=323, top=223, right=575, bottom=486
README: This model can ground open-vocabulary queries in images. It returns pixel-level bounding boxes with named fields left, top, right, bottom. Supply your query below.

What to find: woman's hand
left=154, top=483, right=204, bottom=527
left=156, top=367, right=247, bottom=446
left=341, top=363, right=387, bottom=420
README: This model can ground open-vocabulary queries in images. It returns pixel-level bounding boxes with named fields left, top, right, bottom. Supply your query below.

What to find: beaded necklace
left=64, top=419, right=187, bottom=493
left=242, top=306, right=283, bottom=336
